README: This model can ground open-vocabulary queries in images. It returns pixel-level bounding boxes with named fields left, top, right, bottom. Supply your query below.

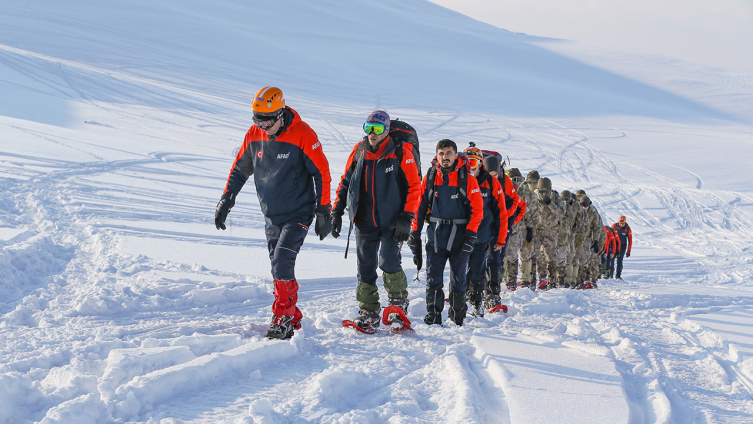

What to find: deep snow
left=1, top=0, right=753, bottom=423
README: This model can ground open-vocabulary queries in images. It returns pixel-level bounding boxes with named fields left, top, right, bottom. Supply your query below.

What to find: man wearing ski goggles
left=252, top=109, right=285, bottom=132
left=363, top=121, right=387, bottom=136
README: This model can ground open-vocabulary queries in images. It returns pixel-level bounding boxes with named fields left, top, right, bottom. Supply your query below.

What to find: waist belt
left=428, top=216, right=469, bottom=252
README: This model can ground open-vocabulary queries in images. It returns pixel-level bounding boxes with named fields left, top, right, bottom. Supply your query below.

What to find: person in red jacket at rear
left=601, top=225, right=620, bottom=279
left=407, top=139, right=484, bottom=326
left=214, top=87, right=332, bottom=340
left=611, top=216, right=633, bottom=279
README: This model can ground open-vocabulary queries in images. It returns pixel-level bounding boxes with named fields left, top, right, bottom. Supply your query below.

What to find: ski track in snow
left=2, top=2, right=753, bottom=423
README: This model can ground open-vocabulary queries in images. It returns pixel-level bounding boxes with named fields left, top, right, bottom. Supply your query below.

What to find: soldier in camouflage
left=551, top=189, right=573, bottom=288
left=518, top=171, right=543, bottom=289
left=563, top=190, right=588, bottom=288
left=504, top=168, right=538, bottom=291
left=575, top=191, right=606, bottom=288
left=532, top=177, right=563, bottom=290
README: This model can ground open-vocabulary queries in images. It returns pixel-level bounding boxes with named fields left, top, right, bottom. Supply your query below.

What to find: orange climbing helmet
left=619, top=215, right=626, bottom=223
left=252, top=86, right=285, bottom=113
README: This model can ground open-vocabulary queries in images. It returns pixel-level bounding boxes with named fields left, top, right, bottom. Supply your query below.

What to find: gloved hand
left=626, top=251, right=631, bottom=258
left=314, top=204, right=332, bottom=241
left=591, top=240, right=599, bottom=253
left=542, top=194, right=551, bottom=205
left=407, top=231, right=423, bottom=270
left=331, top=210, right=343, bottom=238
left=390, top=211, right=414, bottom=243
left=525, top=227, right=534, bottom=243
left=458, top=231, right=477, bottom=258
left=215, top=192, right=235, bottom=230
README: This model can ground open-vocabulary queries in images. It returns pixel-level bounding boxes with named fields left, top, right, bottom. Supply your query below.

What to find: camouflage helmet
left=561, top=190, right=572, bottom=200
left=580, top=195, right=591, bottom=206
left=537, top=177, right=552, bottom=190
left=527, top=170, right=540, bottom=182
left=575, top=189, right=586, bottom=199
left=483, top=155, right=500, bottom=174
left=508, top=167, right=522, bottom=181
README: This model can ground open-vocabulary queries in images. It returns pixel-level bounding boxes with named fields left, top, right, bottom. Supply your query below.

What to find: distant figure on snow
left=611, top=216, right=633, bottom=280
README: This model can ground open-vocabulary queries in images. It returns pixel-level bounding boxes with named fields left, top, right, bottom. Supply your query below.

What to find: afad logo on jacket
left=257, top=151, right=263, bottom=159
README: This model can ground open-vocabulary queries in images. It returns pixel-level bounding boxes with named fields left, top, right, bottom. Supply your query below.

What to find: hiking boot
left=424, top=314, right=442, bottom=325
left=470, top=301, right=484, bottom=318
left=447, top=291, right=467, bottom=326
left=266, top=315, right=295, bottom=339
left=484, top=294, right=502, bottom=310
left=388, top=298, right=409, bottom=315
left=352, top=309, right=381, bottom=332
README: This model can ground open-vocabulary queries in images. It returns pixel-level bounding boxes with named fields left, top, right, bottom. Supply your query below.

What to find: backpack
left=391, top=119, right=422, bottom=179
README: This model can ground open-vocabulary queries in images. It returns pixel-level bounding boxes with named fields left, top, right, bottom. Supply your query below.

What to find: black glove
left=390, top=212, right=414, bottom=243
left=331, top=210, right=343, bottom=238
left=458, top=231, right=477, bottom=258
left=591, top=241, right=599, bottom=253
left=407, top=231, right=423, bottom=270
left=542, top=194, right=551, bottom=205
left=626, top=251, right=631, bottom=258
left=314, top=204, right=332, bottom=241
left=525, top=227, right=534, bottom=243
left=215, top=192, right=235, bottom=230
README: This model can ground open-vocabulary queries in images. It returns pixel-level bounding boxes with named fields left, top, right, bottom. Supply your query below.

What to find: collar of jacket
left=359, top=135, right=394, bottom=160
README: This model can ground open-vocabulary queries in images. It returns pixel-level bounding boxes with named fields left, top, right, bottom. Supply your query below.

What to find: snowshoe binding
left=266, top=314, right=298, bottom=340
left=484, top=294, right=508, bottom=314
left=382, top=305, right=414, bottom=332
left=342, top=309, right=381, bottom=334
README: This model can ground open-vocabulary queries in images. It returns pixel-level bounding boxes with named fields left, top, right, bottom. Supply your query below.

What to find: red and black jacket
left=476, top=169, right=508, bottom=246
left=333, top=136, right=421, bottom=234
left=412, top=156, right=484, bottom=251
left=611, top=223, right=632, bottom=254
left=223, top=107, right=331, bottom=226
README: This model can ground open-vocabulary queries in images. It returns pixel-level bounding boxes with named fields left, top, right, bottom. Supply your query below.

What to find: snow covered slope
left=1, top=0, right=752, bottom=422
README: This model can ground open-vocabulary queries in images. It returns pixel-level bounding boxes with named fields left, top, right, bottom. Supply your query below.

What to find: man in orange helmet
left=611, top=216, right=633, bottom=280
left=215, top=86, right=332, bottom=339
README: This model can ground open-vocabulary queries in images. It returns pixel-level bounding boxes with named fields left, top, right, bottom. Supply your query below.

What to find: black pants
left=426, top=240, right=470, bottom=293
left=355, top=225, right=402, bottom=285
left=467, top=242, right=490, bottom=284
left=265, top=216, right=313, bottom=281
left=615, top=247, right=627, bottom=277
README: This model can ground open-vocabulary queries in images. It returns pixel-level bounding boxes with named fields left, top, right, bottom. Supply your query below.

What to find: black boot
left=424, top=288, right=444, bottom=325
left=447, top=291, right=467, bottom=326
left=468, top=279, right=486, bottom=318
left=266, top=315, right=295, bottom=339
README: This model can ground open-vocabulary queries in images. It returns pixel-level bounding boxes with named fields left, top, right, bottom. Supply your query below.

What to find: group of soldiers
left=215, top=87, right=632, bottom=337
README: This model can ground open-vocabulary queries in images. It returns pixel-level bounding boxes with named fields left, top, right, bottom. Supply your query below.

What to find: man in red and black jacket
left=611, top=215, right=633, bottom=279
left=407, top=139, right=484, bottom=326
left=464, top=145, right=508, bottom=318
left=214, top=87, right=332, bottom=340
left=331, top=111, right=421, bottom=332
left=601, top=225, right=620, bottom=279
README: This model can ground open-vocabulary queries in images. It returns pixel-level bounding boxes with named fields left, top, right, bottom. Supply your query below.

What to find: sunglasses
left=253, top=111, right=283, bottom=130
left=363, top=122, right=386, bottom=135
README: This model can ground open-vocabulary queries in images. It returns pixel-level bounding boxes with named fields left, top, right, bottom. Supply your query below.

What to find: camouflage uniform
left=505, top=170, right=539, bottom=288
left=575, top=194, right=606, bottom=285
left=532, top=178, right=563, bottom=289
left=552, top=191, right=573, bottom=287
left=588, top=205, right=606, bottom=283
left=568, top=193, right=589, bottom=286
left=518, top=171, right=543, bottom=288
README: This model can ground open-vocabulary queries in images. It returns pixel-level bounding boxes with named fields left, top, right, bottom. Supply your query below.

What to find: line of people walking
left=214, top=87, right=633, bottom=338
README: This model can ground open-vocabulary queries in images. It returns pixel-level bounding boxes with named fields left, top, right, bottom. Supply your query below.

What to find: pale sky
left=430, top=0, right=753, bottom=71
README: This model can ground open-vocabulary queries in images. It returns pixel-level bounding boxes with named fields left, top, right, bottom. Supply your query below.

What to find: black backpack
left=390, top=119, right=422, bottom=179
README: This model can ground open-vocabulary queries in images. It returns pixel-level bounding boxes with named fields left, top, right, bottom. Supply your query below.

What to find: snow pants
left=535, top=233, right=558, bottom=281
left=354, top=225, right=407, bottom=312
left=616, top=247, right=627, bottom=277
left=576, top=240, right=593, bottom=283
left=504, top=228, right=524, bottom=284
left=467, top=241, right=490, bottom=303
left=553, top=236, right=569, bottom=285
left=426, top=240, right=470, bottom=293
left=519, top=232, right=540, bottom=284
left=265, top=216, right=312, bottom=323
left=565, top=240, right=577, bottom=285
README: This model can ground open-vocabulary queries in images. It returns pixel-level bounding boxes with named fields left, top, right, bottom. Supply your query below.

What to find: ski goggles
left=253, top=110, right=283, bottom=130
left=468, top=158, right=481, bottom=168
left=363, top=122, right=386, bottom=135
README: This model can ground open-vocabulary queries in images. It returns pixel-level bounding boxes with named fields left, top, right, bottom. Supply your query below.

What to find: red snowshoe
left=382, top=306, right=414, bottom=332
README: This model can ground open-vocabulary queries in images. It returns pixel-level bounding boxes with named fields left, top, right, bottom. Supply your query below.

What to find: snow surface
left=1, top=0, right=753, bottom=422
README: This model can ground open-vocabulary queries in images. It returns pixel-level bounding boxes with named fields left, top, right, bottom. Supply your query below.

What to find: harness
left=425, top=156, right=470, bottom=252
